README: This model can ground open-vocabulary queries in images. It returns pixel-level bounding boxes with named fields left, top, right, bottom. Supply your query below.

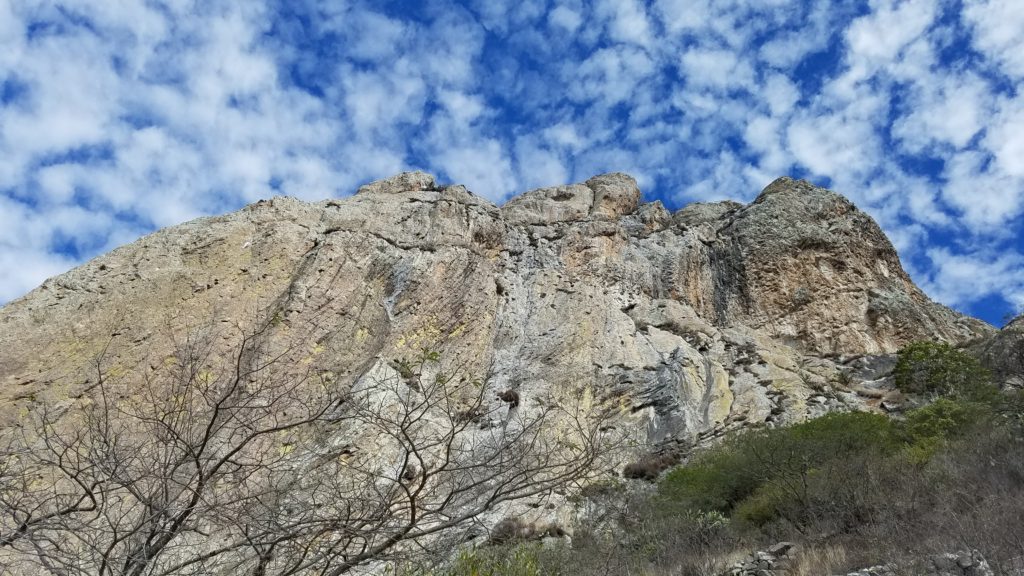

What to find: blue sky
left=1, top=0, right=1023, bottom=326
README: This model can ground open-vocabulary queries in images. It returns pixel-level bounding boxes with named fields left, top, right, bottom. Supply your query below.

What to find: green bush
left=893, top=341, right=994, bottom=400
left=442, top=403, right=1024, bottom=576
left=733, top=483, right=787, bottom=526
left=659, top=412, right=899, bottom=528
left=903, top=398, right=987, bottom=443
left=407, top=545, right=546, bottom=576
left=659, top=438, right=761, bottom=513
left=900, top=398, right=992, bottom=461
left=772, top=411, right=901, bottom=459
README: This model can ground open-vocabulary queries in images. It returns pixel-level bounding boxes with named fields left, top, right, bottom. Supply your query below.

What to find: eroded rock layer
left=0, top=173, right=992, bottom=446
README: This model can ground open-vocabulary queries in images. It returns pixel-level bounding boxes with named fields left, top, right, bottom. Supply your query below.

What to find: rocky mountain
left=974, top=314, right=1024, bottom=388
left=1, top=171, right=1014, bottom=575
left=0, top=172, right=991, bottom=442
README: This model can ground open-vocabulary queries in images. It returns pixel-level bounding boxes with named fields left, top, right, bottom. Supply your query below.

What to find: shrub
left=487, top=518, right=532, bottom=546
left=893, top=341, right=994, bottom=400
left=733, top=483, right=787, bottom=527
left=659, top=440, right=761, bottom=512
left=432, top=545, right=544, bottom=576
left=622, top=451, right=678, bottom=481
left=660, top=412, right=900, bottom=529
left=903, top=399, right=988, bottom=446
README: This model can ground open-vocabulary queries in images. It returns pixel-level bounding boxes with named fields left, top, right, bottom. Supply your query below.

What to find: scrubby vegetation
left=420, top=341, right=1024, bottom=575
left=893, top=340, right=992, bottom=399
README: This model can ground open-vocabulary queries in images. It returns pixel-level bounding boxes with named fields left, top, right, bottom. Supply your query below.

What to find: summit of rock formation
left=0, top=173, right=991, bottom=443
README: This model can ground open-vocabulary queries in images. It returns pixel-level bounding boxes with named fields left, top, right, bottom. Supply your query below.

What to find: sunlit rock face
left=0, top=172, right=992, bottom=446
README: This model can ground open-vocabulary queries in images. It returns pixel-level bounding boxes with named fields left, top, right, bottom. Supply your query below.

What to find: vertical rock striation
left=0, top=173, right=992, bottom=448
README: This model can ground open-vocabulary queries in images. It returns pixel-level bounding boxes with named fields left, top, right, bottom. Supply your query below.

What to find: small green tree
left=893, top=341, right=994, bottom=400
left=901, top=398, right=990, bottom=461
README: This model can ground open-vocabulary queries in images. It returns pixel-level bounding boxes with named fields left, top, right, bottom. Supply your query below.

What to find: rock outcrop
left=838, top=551, right=995, bottom=576
left=0, top=173, right=991, bottom=449
left=723, top=546, right=995, bottom=576
left=974, top=314, right=1024, bottom=388
left=724, top=542, right=798, bottom=575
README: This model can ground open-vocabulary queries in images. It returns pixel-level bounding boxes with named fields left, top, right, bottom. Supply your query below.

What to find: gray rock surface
left=724, top=542, right=799, bottom=576
left=974, top=314, right=1024, bottom=388
left=929, top=551, right=994, bottom=576
left=0, top=173, right=992, bottom=452
left=715, top=178, right=987, bottom=353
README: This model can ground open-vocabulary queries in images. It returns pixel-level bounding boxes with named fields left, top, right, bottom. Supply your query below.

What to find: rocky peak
left=0, top=171, right=992, bottom=443
left=672, top=200, right=743, bottom=229
left=714, top=177, right=988, bottom=353
left=500, top=172, right=640, bottom=225
left=356, top=171, right=439, bottom=195
left=584, top=172, right=642, bottom=219
left=0, top=170, right=1010, bottom=576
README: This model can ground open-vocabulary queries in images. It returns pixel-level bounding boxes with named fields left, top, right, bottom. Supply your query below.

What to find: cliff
left=0, top=172, right=991, bottom=444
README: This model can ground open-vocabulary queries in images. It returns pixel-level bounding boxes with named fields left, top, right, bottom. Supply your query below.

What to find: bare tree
left=0, top=317, right=608, bottom=575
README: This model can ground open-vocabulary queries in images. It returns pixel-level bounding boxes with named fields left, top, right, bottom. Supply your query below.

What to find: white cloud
left=548, top=5, right=582, bottom=33
left=434, top=140, right=517, bottom=202
left=743, top=115, right=790, bottom=174
left=0, top=1, right=23, bottom=44
left=543, top=123, right=589, bottom=152
left=1, top=0, right=1022, bottom=324
left=0, top=195, right=92, bottom=302
left=514, top=136, right=570, bottom=191
left=568, top=46, right=655, bottom=106
left=921, top=247, right=1024, bottom=311
left=469, top=0, right=547, bottom=33
left=680, top=48, right=754, bottom=91
left=985, top=97, right=1024, bottom=177
left=963, top=0, right=1024, bottom=78
left=353, top=11, right=408, bottom=61
left=678, top=150, right=764, bottom=203
left=653, top=0, right=711, bottom=35
left=941, top=150, right=1024, bottom=230
left=786, top=106, right=882, bottom=179
left=893, top=73, right=991, bottom=152
left=343, top=67, right=427, bottom=135
left=845, top=0, right=938, bottom=63
left=0, top=31, right=117, bottom=178
left=759, top=32, right=824, bottom=70
left=437, top=90, right=486, bottom=125
left=595, top=0, right=653, bottom=47
left=761, top=74, right=800, bottom=116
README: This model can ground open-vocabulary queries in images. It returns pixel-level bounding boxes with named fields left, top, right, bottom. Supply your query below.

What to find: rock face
left=974, top=314, right=1024, bottom=387
left=714, top=178, right=985, bottom=353
left=0, top=173, right=991, bottom=448
left=838, top=551, right=994, bottom=576
left=724, top=542, right=798, bottom=575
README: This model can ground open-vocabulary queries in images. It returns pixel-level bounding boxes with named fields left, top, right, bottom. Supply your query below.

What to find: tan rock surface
left=0, top=173, right=992, bottom=447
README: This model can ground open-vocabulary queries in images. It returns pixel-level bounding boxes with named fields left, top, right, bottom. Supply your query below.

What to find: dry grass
left=789, top=543, right=848, bottom=576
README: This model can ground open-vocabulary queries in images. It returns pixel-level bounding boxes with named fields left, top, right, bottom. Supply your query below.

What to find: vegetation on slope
left=425, top=341, right=1024, bottom=576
